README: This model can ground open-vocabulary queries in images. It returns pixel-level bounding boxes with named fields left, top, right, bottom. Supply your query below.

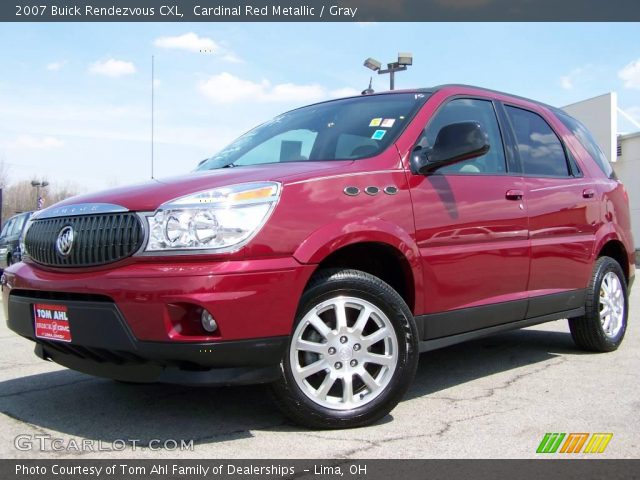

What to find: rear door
left=407, top=96, right=530, bottom=338
left=502, top=104, right=597, bottom=317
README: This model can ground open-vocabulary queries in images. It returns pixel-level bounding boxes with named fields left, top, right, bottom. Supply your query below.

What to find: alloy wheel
left=289, top=296, right=399, bottom=410
left=599, top=271, right=625, bottom=338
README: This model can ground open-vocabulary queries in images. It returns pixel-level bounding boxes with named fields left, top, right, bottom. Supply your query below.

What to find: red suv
left=4, top=85, right=634, bottom=429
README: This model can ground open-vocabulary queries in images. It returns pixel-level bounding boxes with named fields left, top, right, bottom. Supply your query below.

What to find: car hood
left=38, top=161, right=351, bottom=214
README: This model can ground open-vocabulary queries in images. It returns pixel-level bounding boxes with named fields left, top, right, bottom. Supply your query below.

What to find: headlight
left=144, top=182, right=281, bottom=253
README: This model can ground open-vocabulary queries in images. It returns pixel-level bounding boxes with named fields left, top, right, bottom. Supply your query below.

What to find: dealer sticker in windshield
left=34, top=304, right=72, bottom=342
left=381, top=118, right=396, bottom=128
left=371, top=129, right=386, bottom=140
left=369, top=118, right=382, bottom=127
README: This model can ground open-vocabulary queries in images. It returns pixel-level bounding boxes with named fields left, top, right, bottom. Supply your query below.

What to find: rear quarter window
left=556, top=111, right=615, bottom=178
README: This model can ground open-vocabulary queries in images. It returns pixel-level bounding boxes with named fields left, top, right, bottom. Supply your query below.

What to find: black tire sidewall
left=588, top=257, right=628, bottom=348
left=275, top=269, right=418, bottom=428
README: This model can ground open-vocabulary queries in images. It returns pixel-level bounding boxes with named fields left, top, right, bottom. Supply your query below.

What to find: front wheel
left=270, top=269, right=419, bottom=429
left=569, top=256, right=628, bottom=352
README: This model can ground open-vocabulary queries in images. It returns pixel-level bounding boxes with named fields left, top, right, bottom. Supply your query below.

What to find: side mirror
left=413, top=121, right=490, bottom=175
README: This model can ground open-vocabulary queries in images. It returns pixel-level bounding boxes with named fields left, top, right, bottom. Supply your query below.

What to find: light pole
left=364, top=53, right=413, bottom=91
left=30, top=180, right=49, bottom=210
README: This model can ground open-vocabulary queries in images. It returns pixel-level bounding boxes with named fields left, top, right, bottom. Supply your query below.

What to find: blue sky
left=0, top=22, right=639, bottom=194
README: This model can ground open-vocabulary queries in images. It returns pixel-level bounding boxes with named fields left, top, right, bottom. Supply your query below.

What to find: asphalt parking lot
left=0, top=283, right=638, bottom=459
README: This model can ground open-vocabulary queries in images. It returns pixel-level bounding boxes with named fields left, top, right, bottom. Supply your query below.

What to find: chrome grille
left=25, top=213, right=144, bottom=267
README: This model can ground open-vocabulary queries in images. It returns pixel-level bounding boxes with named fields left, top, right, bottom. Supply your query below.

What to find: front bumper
left=8, top=291, right=288, bottom=385
left=3, top=257, right=315, bottom=385
left=3, top=258, right=314, bottom=340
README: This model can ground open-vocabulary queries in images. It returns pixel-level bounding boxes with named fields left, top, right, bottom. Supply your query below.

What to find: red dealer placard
left=33, top=304, right=72, bottom=342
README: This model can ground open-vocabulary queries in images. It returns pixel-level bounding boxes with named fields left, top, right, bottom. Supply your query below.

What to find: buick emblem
left=56, top=226, right=75, bottom=257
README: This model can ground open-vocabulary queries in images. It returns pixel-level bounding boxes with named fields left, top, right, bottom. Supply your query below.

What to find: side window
left=8, top=218, right=20, bottom=236
left=13, top=214, right=27, bottom=235
left=0, top=219, right=13, bottom=239
left=505, top=106, right=570, bottom=177
left=420, top=98, right=507, bottom=174
left=556, top=111, right=614, bottom=178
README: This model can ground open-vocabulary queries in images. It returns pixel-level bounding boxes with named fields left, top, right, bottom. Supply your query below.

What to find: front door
left=407, top=97, right=530, bottom=339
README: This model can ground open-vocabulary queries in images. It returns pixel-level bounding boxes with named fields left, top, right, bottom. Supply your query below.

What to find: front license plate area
left=33, top=303, right=72, bottom=342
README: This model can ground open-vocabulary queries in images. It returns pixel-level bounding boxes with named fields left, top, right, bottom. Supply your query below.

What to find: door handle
left=582, top=188, right=595, bottom=199
left=505, top=189, right=524, bottom=201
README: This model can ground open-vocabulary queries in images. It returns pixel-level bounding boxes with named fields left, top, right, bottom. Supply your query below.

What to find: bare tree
left=2, top=179, right=82, bottom=224
left=47, top=181, right=83, bottom=205
left=0, top=156, right=10, bottom=190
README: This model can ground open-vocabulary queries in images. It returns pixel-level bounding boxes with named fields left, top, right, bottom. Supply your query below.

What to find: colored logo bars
left=537, top=433, right=613, bottom=454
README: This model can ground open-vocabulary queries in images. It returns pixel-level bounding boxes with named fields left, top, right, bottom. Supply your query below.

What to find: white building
left=563, top=93, right=640, bottom=251
left=615, top=131, right=640, bottom=251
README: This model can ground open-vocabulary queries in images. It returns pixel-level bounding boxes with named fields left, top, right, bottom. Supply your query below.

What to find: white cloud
left=154, top=32, right=219, bottom=53
left=89, top=58, right=136, bottom=78
left=199, top=73, right=266, bottom=103
left=560, top=75, right=574, bottom=90
left=0, top=102, right=151, bottom=147
left=220, top=52, right=244, bottom=64
left=559, top=66, right=591, bottom=90
left=618, top=59, right=640, bottom=89
left=46, top=61, right=66, bottom=71
left=269, top=83, right=326, bottom=102
left=329, top=87, right=360, bottom=98
left=14, top=135, right=65, bottom=149
left=153, top=32, right=243, bottom=63
left=198, top=73, right=359, bottom=104
left=199, top=72, right=343, bottom=103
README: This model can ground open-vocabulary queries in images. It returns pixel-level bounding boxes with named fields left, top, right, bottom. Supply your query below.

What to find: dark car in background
left=0, top=211, right=33, bottom=270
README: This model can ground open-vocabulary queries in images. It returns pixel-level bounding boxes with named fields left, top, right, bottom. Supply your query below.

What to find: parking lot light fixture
left=363, top=57, right=382, bottom=72
left=363, top=52, right=413, bottom=90
left=30, top=180, right=49, bottom=210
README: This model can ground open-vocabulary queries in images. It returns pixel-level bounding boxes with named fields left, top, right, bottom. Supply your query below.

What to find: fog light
left=201, top=309, right=218, bottom=333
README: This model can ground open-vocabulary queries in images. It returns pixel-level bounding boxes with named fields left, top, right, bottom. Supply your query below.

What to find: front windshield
left=197, top=93, right=429, bottom=170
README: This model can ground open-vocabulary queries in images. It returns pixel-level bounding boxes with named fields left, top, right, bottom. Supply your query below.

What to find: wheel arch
left=293, top=220, right=423, bottom=314
left=597, top=238, right=631, bottom=285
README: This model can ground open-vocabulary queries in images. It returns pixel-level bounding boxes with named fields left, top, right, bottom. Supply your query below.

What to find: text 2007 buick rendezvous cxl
left=3, top=85, right=634, bottom=429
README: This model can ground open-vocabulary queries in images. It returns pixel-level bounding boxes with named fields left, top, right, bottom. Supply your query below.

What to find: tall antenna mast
left=151, top=55, right=155, bottom=179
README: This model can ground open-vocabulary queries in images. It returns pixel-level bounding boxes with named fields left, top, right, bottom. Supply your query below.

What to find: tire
left=270, top=269, right=419, bottom=429
left=569, top=256, right=628, bottom=352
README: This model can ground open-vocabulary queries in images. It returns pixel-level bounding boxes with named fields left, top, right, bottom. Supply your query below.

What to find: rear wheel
left=569, top=256, right=628, bottom=352
left=271, top=269, right=419, bottom=429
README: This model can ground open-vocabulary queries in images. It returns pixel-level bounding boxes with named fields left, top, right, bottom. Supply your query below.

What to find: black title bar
left=2, top=0, right=640, bottom=22
left=4, top=459, right=640, bottom=480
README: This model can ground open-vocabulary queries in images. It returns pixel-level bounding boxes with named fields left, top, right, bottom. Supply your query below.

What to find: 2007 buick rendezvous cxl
left=4, top=85, right=634, bottom=428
